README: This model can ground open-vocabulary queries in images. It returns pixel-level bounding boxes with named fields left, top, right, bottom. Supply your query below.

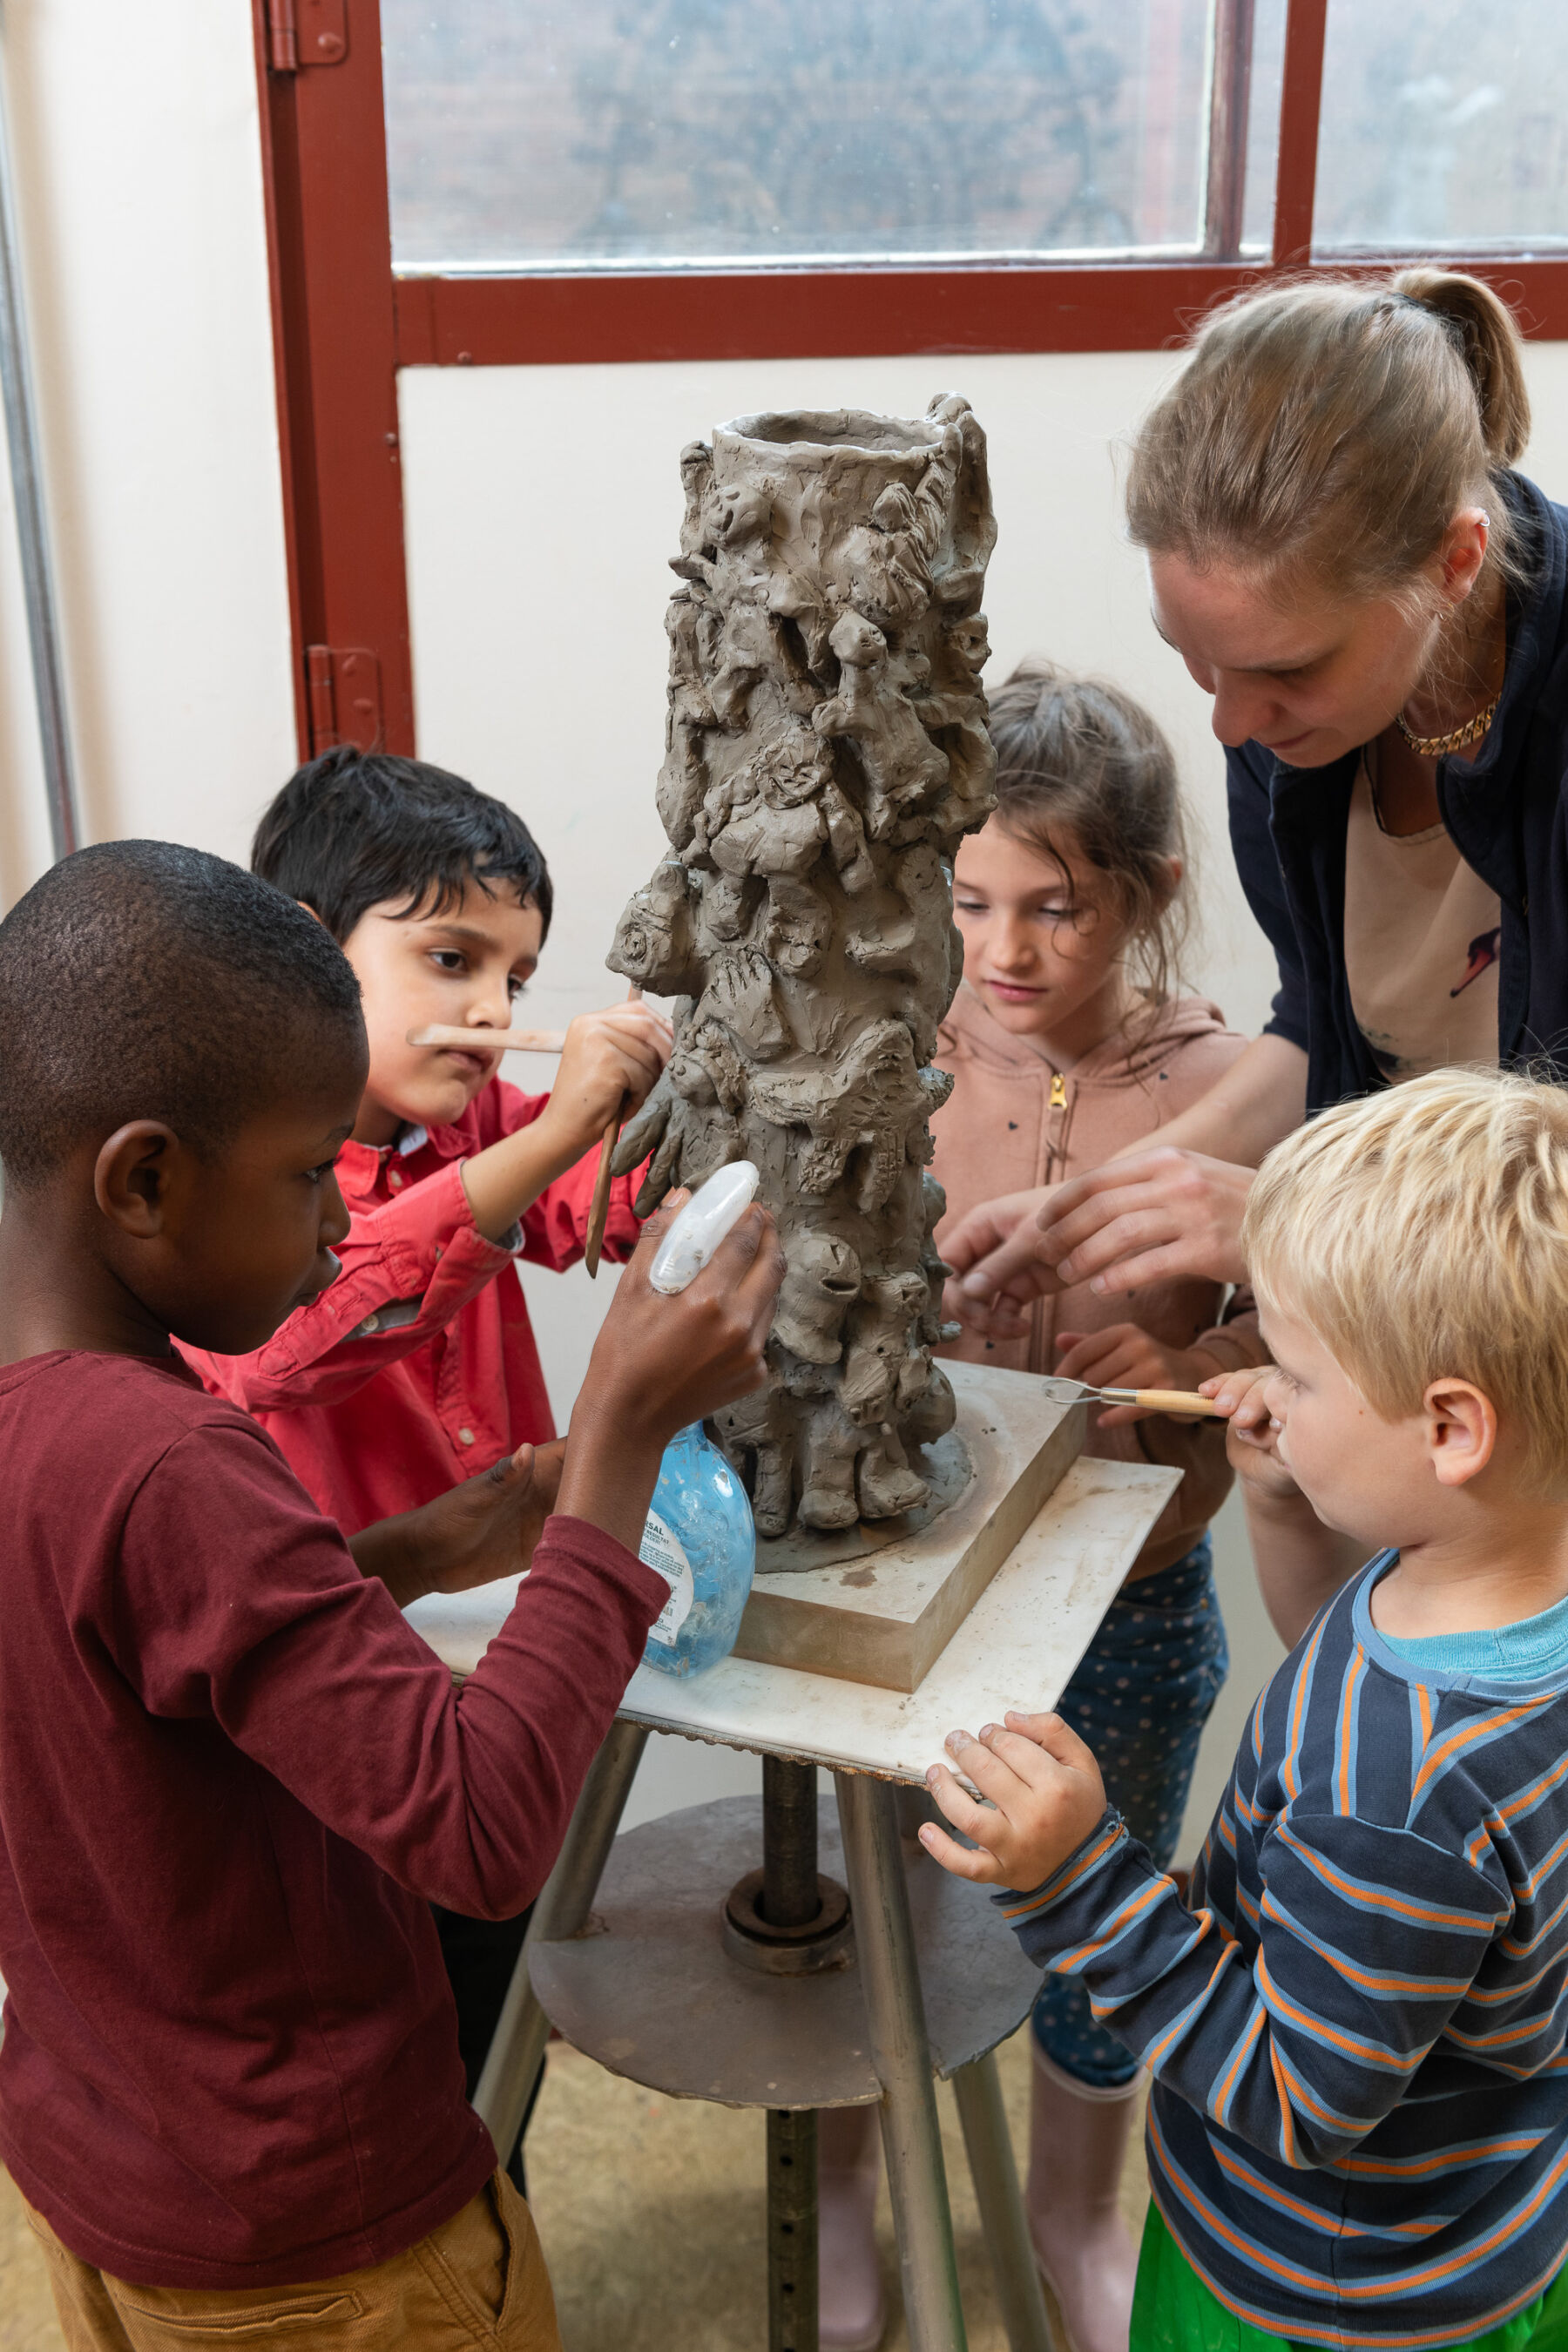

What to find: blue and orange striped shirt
left=1001, top=1554, right=1568, bottom=2346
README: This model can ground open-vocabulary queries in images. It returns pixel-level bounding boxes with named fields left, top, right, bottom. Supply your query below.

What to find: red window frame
left=254, top=0, right=1568, bottom=759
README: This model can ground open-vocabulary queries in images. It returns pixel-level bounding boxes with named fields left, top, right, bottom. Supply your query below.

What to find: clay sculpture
left=610, top=396, right=997, bottom=1543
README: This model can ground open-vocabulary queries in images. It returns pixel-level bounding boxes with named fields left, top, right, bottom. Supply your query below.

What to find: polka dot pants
left=1031, top=1537, right=1227, bottom=2089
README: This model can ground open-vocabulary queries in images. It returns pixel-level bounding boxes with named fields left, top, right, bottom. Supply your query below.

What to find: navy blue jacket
left=1229, top=474, right=1568, bottom=1113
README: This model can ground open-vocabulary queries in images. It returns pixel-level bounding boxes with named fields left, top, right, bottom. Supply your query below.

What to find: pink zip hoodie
left=929, top=982, right=1267, bottom=1580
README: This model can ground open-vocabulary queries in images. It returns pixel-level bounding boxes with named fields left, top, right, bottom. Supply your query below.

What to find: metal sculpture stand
left=472, top=1720, right=652, bottom=2152
left=476, top=1720, right=1051, bottom=2352
left=416, top=1459, right=1179, bottom=2346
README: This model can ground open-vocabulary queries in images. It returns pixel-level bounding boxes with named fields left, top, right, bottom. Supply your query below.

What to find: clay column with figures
left=609, top=397, right=997, bottom=1542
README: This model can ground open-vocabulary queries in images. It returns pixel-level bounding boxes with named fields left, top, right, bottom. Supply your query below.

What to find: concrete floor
left=0, top=2023, right=1150, bottom=2350
left=0, top=2174, right=55, bottom=2352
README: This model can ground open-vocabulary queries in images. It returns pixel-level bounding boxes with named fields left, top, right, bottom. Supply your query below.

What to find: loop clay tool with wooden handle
left=407, top=1024, right=566, bottom=1055
left=584, top=983, right=643, bottom=1279
left=1038, top=1375, right=1225, bottom=1419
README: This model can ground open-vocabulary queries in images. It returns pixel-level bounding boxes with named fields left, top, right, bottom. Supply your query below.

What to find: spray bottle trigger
left=649, top=1161, right=761, bottom=1294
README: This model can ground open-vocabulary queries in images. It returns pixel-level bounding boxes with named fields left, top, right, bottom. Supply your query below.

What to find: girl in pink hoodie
left=817, top=663, right=1267, bottom=2352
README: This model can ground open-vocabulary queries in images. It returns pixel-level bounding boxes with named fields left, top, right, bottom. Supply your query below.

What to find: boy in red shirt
left=0, top=840, right=781, bottom=2347
left=183, top=747, right=672, bottom=1531
left=179, top=747, right=673, bottom=2183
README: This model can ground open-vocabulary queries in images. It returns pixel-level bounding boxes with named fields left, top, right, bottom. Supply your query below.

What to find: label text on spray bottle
left=640, top=1511, right=694, bottom=1646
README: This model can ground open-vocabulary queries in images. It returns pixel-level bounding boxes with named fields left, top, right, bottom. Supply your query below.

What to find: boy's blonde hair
left=1243, top=1069, right=1568, bottom=1495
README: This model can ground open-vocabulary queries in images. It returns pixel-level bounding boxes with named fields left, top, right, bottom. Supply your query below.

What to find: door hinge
left=267, top=0, right=348, bottom=72
left=307, top=646, right=382, bottom=755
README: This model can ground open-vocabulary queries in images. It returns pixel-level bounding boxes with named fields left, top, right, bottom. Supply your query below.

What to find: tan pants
left=25, top=2173, right=563, bottom=2350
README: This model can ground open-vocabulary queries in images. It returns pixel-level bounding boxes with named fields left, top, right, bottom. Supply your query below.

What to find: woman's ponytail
left=1393, top=268, right=1531, bottom=466
left=1126, top=273, right=1535, bottom=602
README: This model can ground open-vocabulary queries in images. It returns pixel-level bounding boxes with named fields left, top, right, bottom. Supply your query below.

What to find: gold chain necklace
left=1395, top=692, right=1500, bottom=760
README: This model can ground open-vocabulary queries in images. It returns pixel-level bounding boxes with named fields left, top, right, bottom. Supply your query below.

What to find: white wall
left=7, top=3, right=1568, bottom=1838
left=0, top=0, right=295, bottom=913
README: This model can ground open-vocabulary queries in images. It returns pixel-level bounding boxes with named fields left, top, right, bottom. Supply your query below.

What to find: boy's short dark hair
left=252, top=747, right=553, bottom=944
left=0, top=841, right=364, bottom=1191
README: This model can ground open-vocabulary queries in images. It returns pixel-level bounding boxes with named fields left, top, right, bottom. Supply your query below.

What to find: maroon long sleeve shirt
left=0, top=1348, right=665, bottom=2289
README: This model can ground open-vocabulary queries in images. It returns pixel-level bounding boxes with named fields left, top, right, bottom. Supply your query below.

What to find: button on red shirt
left=179, top=1080, right=643, bottom=1535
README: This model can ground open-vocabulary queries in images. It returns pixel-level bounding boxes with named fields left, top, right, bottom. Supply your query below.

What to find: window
left=382, top=0, right=1285, bottom=274
left=256, top=0, right=1568, bottom=763
left=1315, top=0, right=1568, bottom=253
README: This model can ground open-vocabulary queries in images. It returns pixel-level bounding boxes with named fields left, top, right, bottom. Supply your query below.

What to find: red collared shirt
left=180, top=1080, right=641, bottom=1535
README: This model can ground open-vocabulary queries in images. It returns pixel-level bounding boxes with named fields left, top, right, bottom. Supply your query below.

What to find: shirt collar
left=336, top=1107, right=477, bottom=1198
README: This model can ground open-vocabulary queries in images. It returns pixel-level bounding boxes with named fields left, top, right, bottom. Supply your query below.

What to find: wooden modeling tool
left=584, top=983, right=643, bottom=1279
left=408, top=1024, right=566, bottom=1054
left=1037, top=1375, right=1224, bottom=1419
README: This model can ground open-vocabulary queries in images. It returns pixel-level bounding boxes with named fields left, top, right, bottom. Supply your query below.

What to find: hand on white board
left=918, top=1713, right=1106, bottom=1893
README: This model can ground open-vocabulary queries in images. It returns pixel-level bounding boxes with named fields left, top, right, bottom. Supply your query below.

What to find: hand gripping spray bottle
left=638, top=1163, right=761, bottom=1678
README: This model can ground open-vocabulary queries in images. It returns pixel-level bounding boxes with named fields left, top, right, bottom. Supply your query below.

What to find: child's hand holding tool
left=539, top=998, right=672, bottom=1160
left=1200, top=1363, right=1299, bottom=1499
left=918, top=1713, right=1108, bottom=1893
left=452, top=997, right=673, bottom=1248
left=1200, top=1362, right=1366, bottom=1646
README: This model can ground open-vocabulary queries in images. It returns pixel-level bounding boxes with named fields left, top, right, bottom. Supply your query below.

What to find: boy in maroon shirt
left=0, top=841, right=781, bottom=2347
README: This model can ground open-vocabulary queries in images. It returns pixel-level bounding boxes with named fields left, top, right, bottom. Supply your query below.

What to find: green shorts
left=1132, top=2201, right=1568, bottom=2352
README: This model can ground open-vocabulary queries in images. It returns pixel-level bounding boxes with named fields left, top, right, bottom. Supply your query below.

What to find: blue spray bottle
left=638, top=1164, right=760, bottom=1678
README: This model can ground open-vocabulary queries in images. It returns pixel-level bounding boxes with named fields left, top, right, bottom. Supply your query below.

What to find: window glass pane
left=1315, top=0, right=1568, bottom=253
left=382, top=2, right=1214, bottom=274
left=1239, top=0, right=1286, bottom=257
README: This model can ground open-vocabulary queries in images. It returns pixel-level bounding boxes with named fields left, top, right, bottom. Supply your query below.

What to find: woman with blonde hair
left=947, top=268, right=1565, bottom=1632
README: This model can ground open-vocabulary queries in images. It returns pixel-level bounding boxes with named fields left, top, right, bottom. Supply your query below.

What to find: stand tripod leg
left=762, top=1758, right=821, bottom=2352
left=835, top=1773, right=967, bottom=2352
left=951, top=2051, right=1051, bottom=2352
left=472, top=1718, right=649, bottom=2159
left=767, top=2105, right=819, bottom=2352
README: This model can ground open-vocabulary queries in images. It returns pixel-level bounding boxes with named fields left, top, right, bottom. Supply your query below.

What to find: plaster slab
left=406, top=1454, right=1179, bottom=1788
left=732, top=1360, right=1085, bottom=1692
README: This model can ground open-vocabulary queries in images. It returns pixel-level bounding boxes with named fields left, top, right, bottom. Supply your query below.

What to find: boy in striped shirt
left=923, top=1068, right=1568, bottom=2351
